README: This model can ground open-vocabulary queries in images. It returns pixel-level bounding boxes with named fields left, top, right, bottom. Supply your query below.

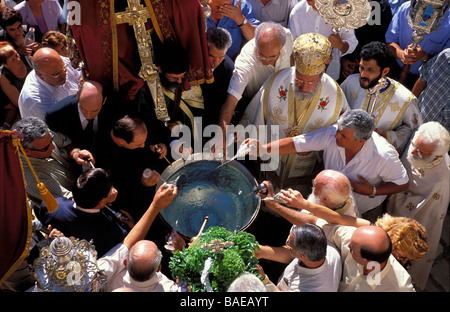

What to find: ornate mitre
left=293, top=33, right=332, bottom=76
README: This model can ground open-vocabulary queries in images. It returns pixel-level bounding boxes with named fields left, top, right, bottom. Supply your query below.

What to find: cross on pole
left=115, top=0, right=169, bottom=122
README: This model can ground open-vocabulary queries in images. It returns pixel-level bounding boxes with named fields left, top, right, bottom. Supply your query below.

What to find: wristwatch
left=369, top=186, right=376, bottom=198
left=238, top=18, right=247, bottom=27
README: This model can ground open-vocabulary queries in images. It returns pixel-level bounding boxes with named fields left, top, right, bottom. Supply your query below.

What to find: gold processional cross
left=115, top=0, right=170, bottom=122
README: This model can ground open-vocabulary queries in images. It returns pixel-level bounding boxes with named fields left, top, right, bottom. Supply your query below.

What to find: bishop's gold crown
left=293, top=33, right=332, bottom=76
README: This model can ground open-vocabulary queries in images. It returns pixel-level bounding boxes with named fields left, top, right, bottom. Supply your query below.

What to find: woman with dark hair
left=0, top=41, right=30, bottom=128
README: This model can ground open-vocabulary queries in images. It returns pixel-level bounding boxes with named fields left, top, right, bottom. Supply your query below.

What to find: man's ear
left=381, top=67, right=390, bottom=78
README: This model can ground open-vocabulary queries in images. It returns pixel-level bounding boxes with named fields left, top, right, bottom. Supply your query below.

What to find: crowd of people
left=0, top=0, right=449, bottom=293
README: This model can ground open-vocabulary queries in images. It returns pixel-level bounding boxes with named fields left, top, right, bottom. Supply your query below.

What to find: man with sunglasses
left=387, top=121, right=450, bottom=290
left=12, top=116, right=82, bottom=207
left=240, top=33, right=349, bottom=193
left=18, top=47, right=81, bottom=121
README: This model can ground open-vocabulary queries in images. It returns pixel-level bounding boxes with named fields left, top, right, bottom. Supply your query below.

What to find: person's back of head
left=126, top=240, right=162, bottom=282
left=338, top=109, right=375, bottom=140
left=227, top=272, right=266, bottom=292
left=413, top=121, right=450, bottom=157
left=375, top=214, right=429, bottom=264
left=314, top=169, right=352, bottom=210
left=12, top=116, right=49, bottom=149
left=352, top=225, right=392, bottom=265
left=0, top=7, right=22, bottom=29
left=72, top=168, right=113, bottom=209
left=292, top=223, right=327, bottom=262
left=206, top=26, right=232, bottom=51
left=112, top=114, right=145, bottom=144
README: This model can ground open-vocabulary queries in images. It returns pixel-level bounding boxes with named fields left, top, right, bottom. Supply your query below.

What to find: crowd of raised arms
left=0, top=0, right=448, bottom=293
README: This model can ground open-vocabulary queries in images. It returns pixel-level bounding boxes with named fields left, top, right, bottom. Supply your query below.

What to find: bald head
left=255, top=22, right=286, bottom=65
left=126, top=240, right=162, bottom=282
left=313, top=170, right=351, bottom=209
left=32, top=47, right=67, bottom=86
left=78, top=80, right=104, bottom=120
left=350, top=226, right=392, bottom=265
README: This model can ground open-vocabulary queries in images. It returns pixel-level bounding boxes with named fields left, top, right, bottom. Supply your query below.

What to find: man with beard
left=154, top=41, right=205, bottom=142
left=340, top=41, right=422, bottom=155
left=240, top=33, right=349, bottom=192
left=386, top=121, right=450, bottom=290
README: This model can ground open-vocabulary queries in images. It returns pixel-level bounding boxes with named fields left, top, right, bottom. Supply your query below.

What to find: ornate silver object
left=407, top=0, right=450, bottom=48
left=368, top=77, right=389, bottom=115
left=315, top=0, right=372, bottom=33
left=33, top=236, right=106, bottom=292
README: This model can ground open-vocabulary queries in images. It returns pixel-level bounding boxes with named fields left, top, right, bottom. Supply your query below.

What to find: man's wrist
left=238, top=18, right=247, bottom=27
left=369, top=186, right=376, bottom=198
left=71, top=149, right=81, bottom=157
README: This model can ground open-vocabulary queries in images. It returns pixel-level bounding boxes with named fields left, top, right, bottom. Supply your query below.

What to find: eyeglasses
left=255, top=49, right=280, bottom=62
left=42, top=63, right=67, bottom=79
left=29, top=133, right=54, bottom=152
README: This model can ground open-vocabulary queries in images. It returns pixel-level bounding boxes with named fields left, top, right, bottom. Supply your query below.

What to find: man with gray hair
left=202, top=27, right=235, bottom=127
left=243, top=109, right=409, bottom=222
left=12, top=116, right=85, bottom=206
left=255, top=223, right=342, bottom=291
left=218, top=21, right=293, bottom=131
left=387, top=121, right=450, bottom=290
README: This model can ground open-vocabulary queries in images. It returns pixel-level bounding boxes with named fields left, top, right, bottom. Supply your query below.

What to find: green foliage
left=168, top=226, right=261, bottom=292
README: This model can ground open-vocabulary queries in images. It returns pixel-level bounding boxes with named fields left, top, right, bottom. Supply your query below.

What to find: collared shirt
left=292, top=124, right=409, bottom=214
left=207, top=0, right=260, bottom=60
left=20, top=131, right=77, bottom=206
left=288, top=0, right=358, bottom=80
left=248, top=0, right=298, bottom=27
left=321, top=224, right=415, bottom=292
left=227, top=26, right=293, bottom=100
left=385, top=1, right=450, bottom=75
left=18, top=56, right=81, bottom=120
left=77, top=103, right=99, bottom=134
left=98, top=244, right=181, bottom=292
left=277, top=242, right=342, bottom=292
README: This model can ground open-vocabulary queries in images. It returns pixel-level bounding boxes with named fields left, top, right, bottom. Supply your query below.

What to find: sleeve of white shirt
left=97, top=243, right=129, bottom=283
left=338, top=28, right=358, bottom=56
left=292, top=125, right=335, bottom=153
left=227, top=39, right=258, bottom=101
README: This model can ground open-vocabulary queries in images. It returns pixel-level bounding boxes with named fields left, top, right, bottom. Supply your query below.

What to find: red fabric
left=0, top=131, right=30, bottom=284
left=70, top=0, right=213, bottom=100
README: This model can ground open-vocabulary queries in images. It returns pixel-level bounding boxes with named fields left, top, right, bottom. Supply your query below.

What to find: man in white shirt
left=219, top=22, right=293, bottom=135
left=18, top=47, right=81, bottom=120
left=244, top=109, right=409, bottom=222
left=248, top=0, right=298, bottom=27
left=98, top=183, right=180, bottom=292
left=288, top=0, right=358, bottom=80
left=256, top=223, right=342, bottom=292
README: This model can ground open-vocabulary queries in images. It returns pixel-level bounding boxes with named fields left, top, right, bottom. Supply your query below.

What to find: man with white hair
left=219, top=21, right=293, bottom=130
left=240, top=33, right=349, bottom=191
left=387, top=121, right=450, bottom=290
left=307, top=169, right=358, bottom=217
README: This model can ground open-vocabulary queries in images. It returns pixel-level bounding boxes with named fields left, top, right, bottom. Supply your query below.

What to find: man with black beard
left=387, top=121, right=450, bottom=290
left=340, top=41, right=422, bottom=155
left=155, top=41, right=205, bottom=143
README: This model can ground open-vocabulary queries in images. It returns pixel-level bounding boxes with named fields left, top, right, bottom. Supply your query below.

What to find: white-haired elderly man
left=387, top=121, right=450, bottom=290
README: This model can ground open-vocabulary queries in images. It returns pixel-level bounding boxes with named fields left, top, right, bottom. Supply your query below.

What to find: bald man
left=96, top=183, right=180, bottom=292
left=18, top=47, right=81, bottom=120
left=307, top=170, right=358, bottom=217
left=46, top=80, right=113, bottom=164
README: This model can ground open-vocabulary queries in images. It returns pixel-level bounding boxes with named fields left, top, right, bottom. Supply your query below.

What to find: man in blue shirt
left=207, top=0, right=260, bottom=60
left=385, top=0, right=450, bottom=89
